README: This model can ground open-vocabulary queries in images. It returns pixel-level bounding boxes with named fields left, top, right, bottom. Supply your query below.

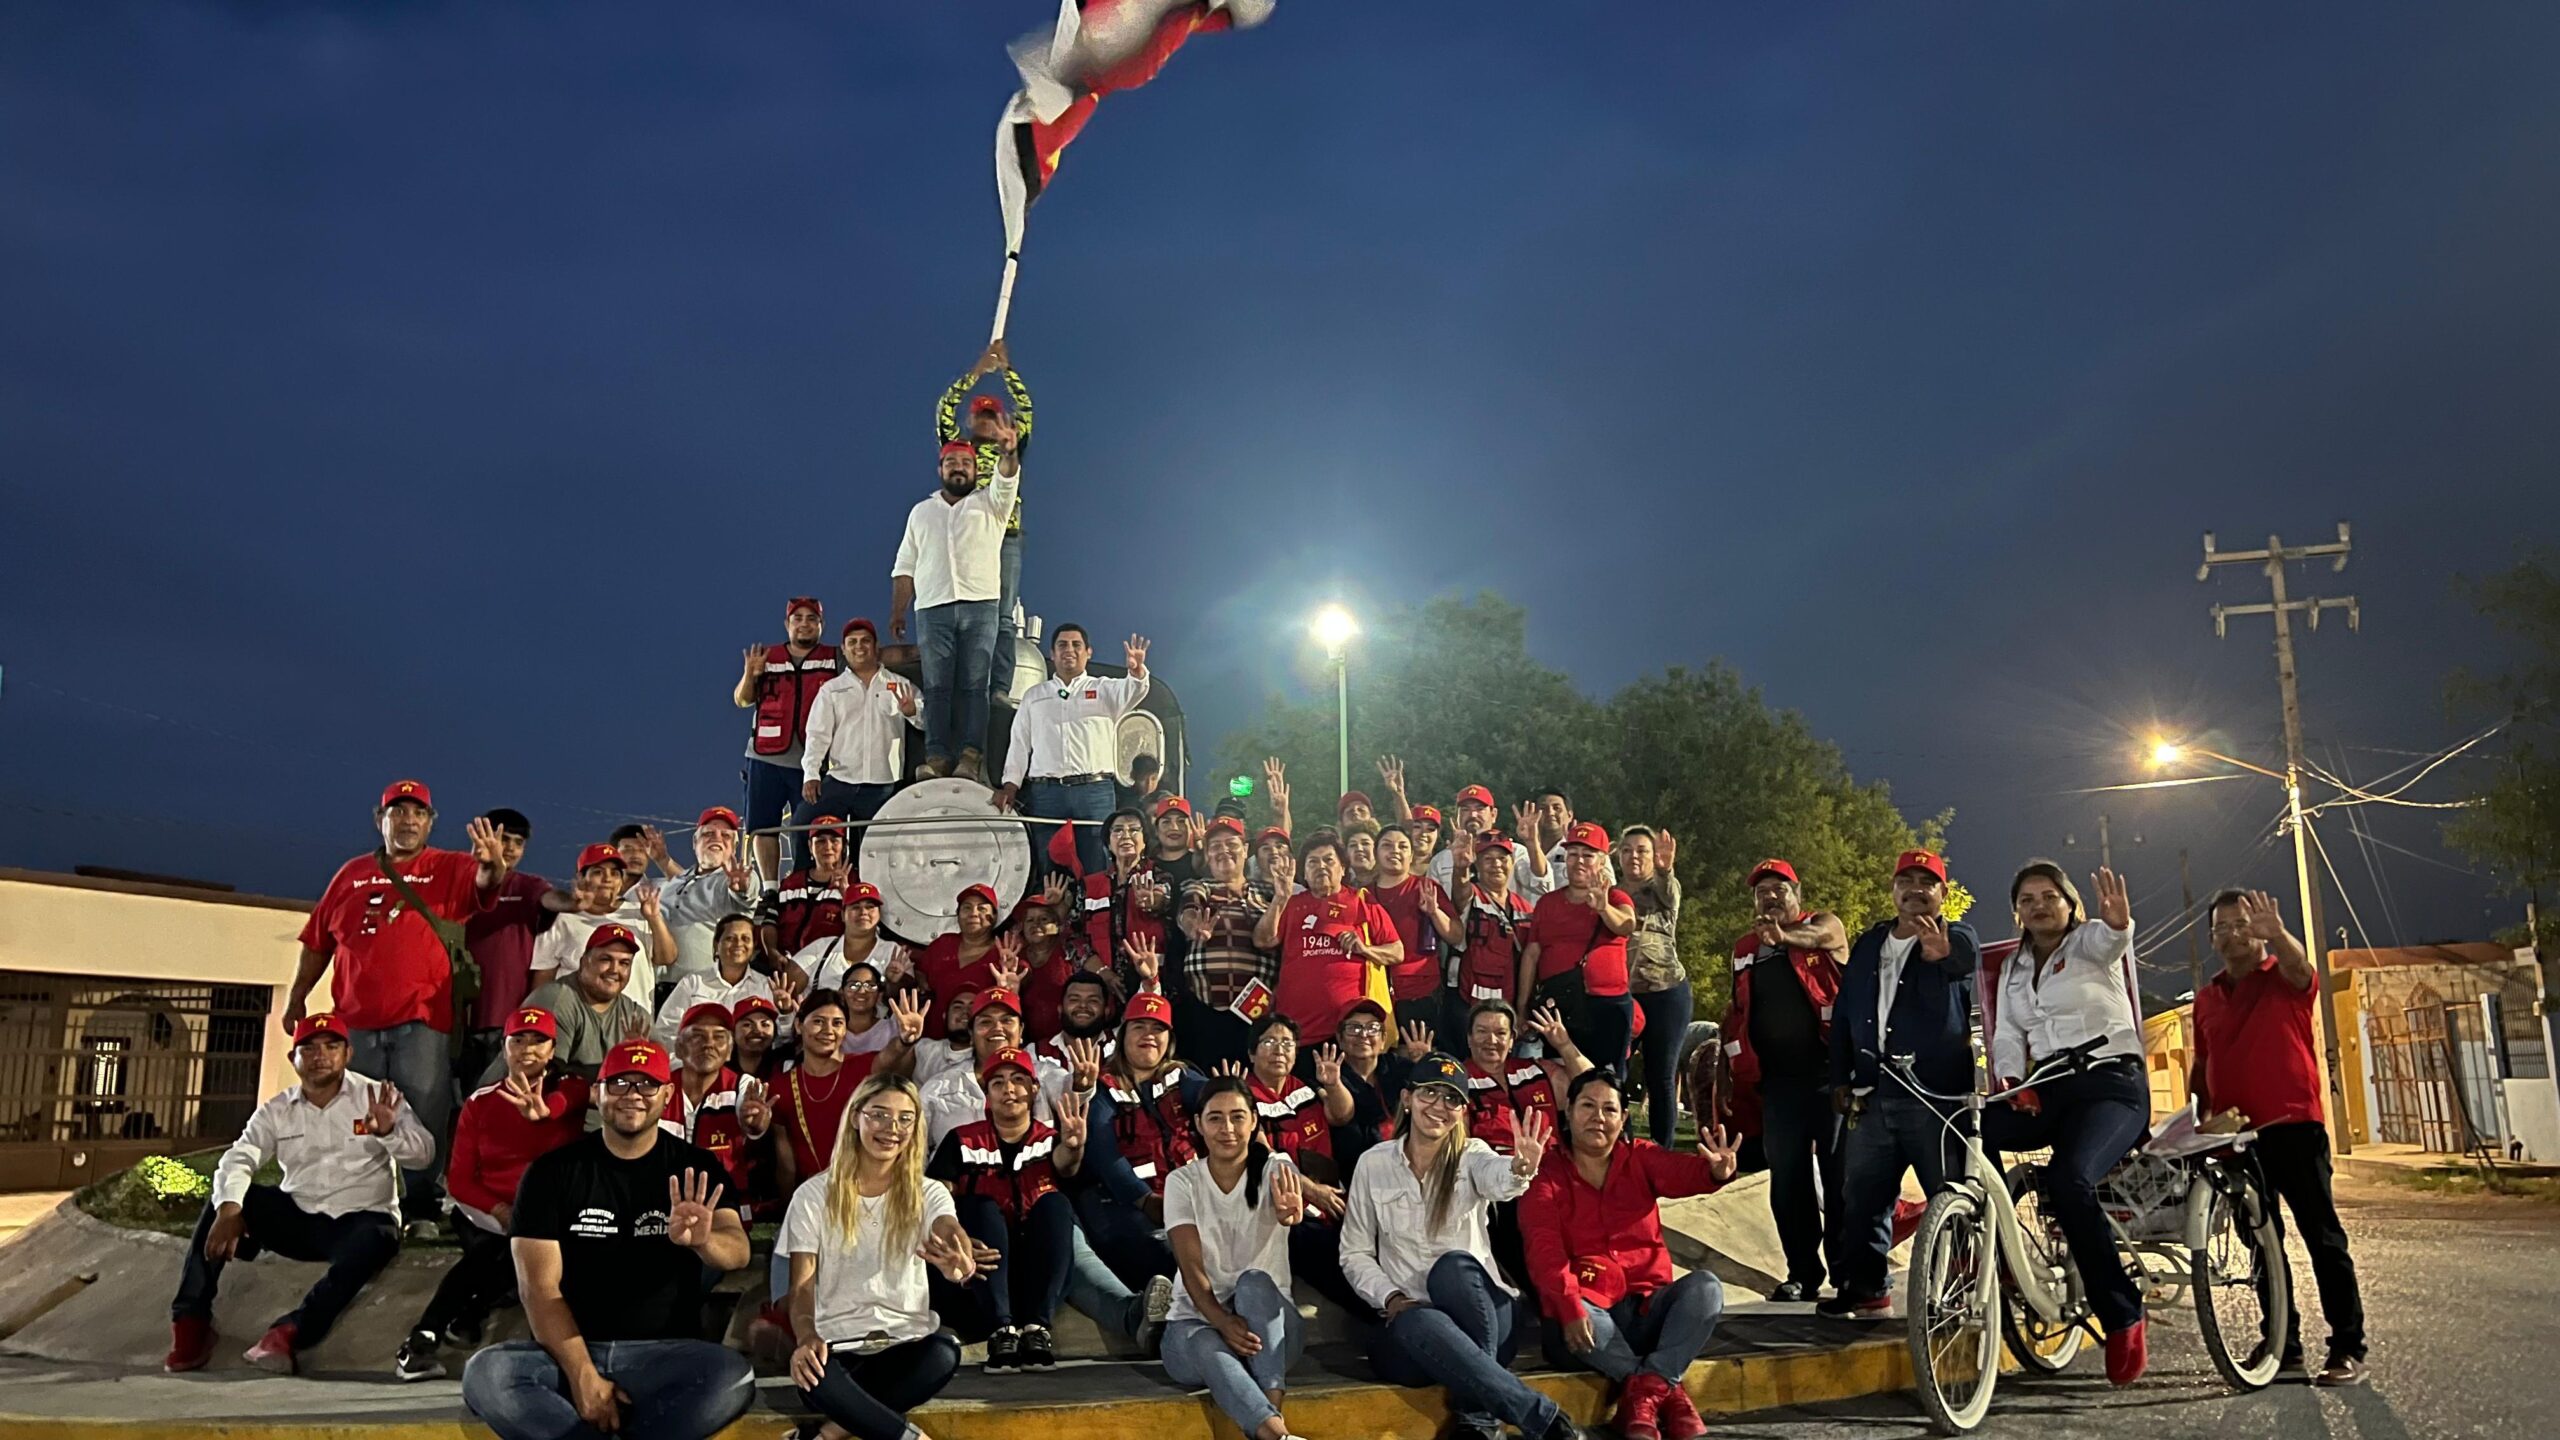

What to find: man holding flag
left=936, top=340, right=1034, bottom=716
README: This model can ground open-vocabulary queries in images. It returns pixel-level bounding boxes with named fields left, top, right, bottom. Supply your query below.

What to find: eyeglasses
left=1340, top=1021, right=1385, bottom=1038
left=603, top=1076, right=664, bottom=1096
left=859, top=1108, right=918, bottom=1132
left=1255, top=1033, right=1298, bottom=1051
left=843, top=979, right=881, bottom=992
left=1410, top=1088, right=1465, bottom=1112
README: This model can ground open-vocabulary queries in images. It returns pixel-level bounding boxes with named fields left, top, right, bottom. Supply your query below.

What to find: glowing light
left=1229, top=774, right=1254, bottom=798
left=2149, top=740, right=2187, bottom=768
left=1310, top=603, right=1359, bottom=655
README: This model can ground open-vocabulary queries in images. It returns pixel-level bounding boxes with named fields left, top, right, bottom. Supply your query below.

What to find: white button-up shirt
left=1991, top=918, right=2143, bottom=1083
left=1877, top=932, right=1918, bottom=1043
left=1002, top=668, right=1151, bottom=785
left=652, top=967, right=779, bottom=1048
left=211, top=1072, right=434, bottom=1219
left=891, top=472, right=1019, bottom=609
left=1337, top=1137, right=1533, bottom=1310
left=921, top=1052, right=1075, bottom=1149
left=801, top=667, right=925, bottom=786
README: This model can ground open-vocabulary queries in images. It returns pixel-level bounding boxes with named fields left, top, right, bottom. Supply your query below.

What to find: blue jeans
left=917, top=599, right=997, bottom=766
left=1635, top=983, right=1693, bottom=1145
left=350, top=1021, right=451, bottom=1216
left=1065, top=1222, right=1148, bottom=1337
left=797, top=779, right=895, bottom=875
left=1162, top=1270, right=1302, bottom=1435
left=1372, top=1253, right=1556, bottom=1435
left=1758, top=1073, right=1842, bottom=1291
left=1539, top=1269, right=1725, bottom=1384
left=743, top=756, right=805, bottom=868
left=993, top=532, right=1024, bottom=712
left=798, top=1333, right=959, bottom=1440
left=1024, top=776, right=1115, bottom=880
left=462, top=1338, right=754, bottom=1440
left=1837, top=1090, right=1963, bottom=1295
left=1984, top=1061, right=2152, bottom=1332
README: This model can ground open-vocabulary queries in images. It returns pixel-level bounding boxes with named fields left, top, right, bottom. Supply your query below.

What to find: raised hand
left=644, top=825, right=671, bottom=866
left=638, top=883, right=663, bottom=923
left=1261, top=757, right=1290, bottom=809
left=1268, top=850, right=1297, bottom=893
left=2093, top=867, right=2132, bottom=931
left=724, top=850, right=753, bottom=895
left=665, top=1169, right=724, bottom=1249
left=1398, top=1020, right=1435, bottom=1061
left=1655, top=829, right=1677, bottom=872
left=1699, top=1123, right=1741, bottom=1183
left=1528, top=1001, right=1572, bottom=1052
left=1376, top=754, right=1407, bottom=798
left=1042, top=872, right=1075, bottom=910
left=1510, top=1105, right=1553, bottom=1172
left=1311, top=1042, right=1344, bottom=1089
left=917, top=1225, right=975, bottom=1282
left=500, top=1072, right=550, bottom=1124
left=772, top=966, right=807, bottom=1015
left=989, top=933, right=1029, bottom=993
left=1123, top=932, right=1163, bottom=987
left=743, top=645, right=765, bottom=678
left=1912, top=912, right=1951, bottom=962
left=1513, top=801, right=1541, bottom=843
left=2240, top=889, right=2286, bottom=942
left=1186, top=812, right=1207, bottom=853
left=1123, top=634, right=1151, bottom=675
left=738, top=1080, right=773, bottom=1138
left=467, top=815, right=507, bottom=868
left=362, top=1083, right=404, bottom=1138
left=1269, top=1162, right=1306, bottom=1226
left=887, top=989, right=928, bottom=1046
left=1215, top=1059, right=1248, bottom=1083
left=1056, top=1089, right=1091, bottom=1149
left=890, top=675, right=919, bottom=716
left=1064, top=1037, right=1104, bottom=1092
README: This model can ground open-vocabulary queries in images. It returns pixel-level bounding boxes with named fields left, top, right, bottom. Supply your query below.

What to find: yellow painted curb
left=0, top=1336, right=1915, bottom=1440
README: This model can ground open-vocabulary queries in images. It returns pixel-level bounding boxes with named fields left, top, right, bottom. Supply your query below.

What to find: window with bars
left=0, top=975, right=272, bottom=1148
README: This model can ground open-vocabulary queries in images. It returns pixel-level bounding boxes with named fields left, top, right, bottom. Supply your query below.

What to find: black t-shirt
left=512, top=1130, right=738, bottom=1342
left=1748, top=950, right=1825, bottom=1078
left=927, top=1129, right=1026, bottom=1184
left=1320, top=1053, right=1410, bottom=1177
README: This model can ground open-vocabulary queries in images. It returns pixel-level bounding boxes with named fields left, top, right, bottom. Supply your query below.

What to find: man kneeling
left=167, top=1012, right=432, bottom=1373
left=463, top=1039, right=756, bottom=1440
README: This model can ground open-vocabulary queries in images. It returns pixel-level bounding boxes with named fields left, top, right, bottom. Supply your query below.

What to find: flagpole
left=989, top=251, right=1021, bottom=343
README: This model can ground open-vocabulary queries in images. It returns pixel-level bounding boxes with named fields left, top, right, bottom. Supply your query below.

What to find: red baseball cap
left=1410, top=805, right=1444, bottom=827
left=1748, top=858, right=1800, bottom=888
left=841, top=617, right=877, bottom=640
left=980, top=1046, right=1037, bottom=1084
left=584, top=923, right=641, bottom=956
left=292, top=1012, right=349, bottom=1046
left=1123, top=992, right=1175, bottom=1028
left=1255, top=825, right=1292, bottom=848
left=379, top=779, right=434, bottom=810
left=505, top=1007, right=558, bottom=1040
left=600, top=1039, right=674, bottom=1085
left=807, top=815, right=848, bottom=841
left=969, top=394, right=1004, bottom=416
left=1475, top=833, right=1517, bottom=857
left=1206, top=816, right=1247, bottom=841
left=1454, top=785, right=1495, bottom=809
left=1894, top=849, right=1949, bottom=883
left=695, top=806, right=743, bottom=831
left=939, top=439, right=977, bottom=460
left=845, top=881, right=883, bottom=906
left=956, top=882, right=1000, bottom=911
left=1342, top=997, right=1388, bottom=1026
left=973, top=987, right=1023, bottom=1019
left=1337, top=790, right=1374, bottom=814
left=1154, top=795, right=1194, bottom=819
left=575, top=842, right=623, bottom=873
left=1564, top=821, right=1611, bottom=852
left=731, top=994, right=781, bottom=1023
left=679, top=1002, right=735, bottom=1033
left=786, top=596, right=823, bottom=619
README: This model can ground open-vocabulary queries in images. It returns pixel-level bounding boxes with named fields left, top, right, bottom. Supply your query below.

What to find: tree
left=2447, top=550, right=2560, bottom=957
left=1213, top=593, right=1946, bottom=1018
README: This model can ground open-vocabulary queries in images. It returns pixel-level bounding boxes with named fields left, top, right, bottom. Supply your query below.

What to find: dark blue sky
left=5, top=3, right=2555, bottom=973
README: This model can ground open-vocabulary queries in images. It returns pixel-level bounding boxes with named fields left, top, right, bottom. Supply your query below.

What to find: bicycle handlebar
left=1870, top=1033, right=2112, bottom=1107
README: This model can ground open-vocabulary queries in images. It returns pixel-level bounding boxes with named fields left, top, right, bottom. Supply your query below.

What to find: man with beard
left=800, top=615, right=923, bottom=831
left=935, top=339, right=1035, bottom=721
left=1042, top=970, right=1120, bottom=1068
left=462, top=1040, right=755, bottom=1440
left=652, top=807, right=758, bottom=992
left=511, top=926, right=656, bottom=1083
left=1723, top=859, right=1849, bottom=1306
left=735, top=597, right=840, bottom=879
left=995, top=626, right=1153, bottom=881
left=892, top=441, right=1018, bottom=780
left=1425, top=784, right=1553, bottom=899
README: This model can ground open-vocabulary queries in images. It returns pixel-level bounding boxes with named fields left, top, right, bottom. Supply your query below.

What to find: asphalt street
left=1718, top=1171, right=2558, bottom=1439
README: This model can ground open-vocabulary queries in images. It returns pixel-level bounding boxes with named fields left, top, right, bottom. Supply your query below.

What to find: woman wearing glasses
left=1339, top=1054, right=1588, bottom=1440
left=1159, top=1077, right=1312, bottom=1440
left=782, top=1074, right=976, bottom=1440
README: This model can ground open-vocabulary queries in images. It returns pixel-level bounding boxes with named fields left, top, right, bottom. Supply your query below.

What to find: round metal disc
left=857, top=777, right=1031, bottom=947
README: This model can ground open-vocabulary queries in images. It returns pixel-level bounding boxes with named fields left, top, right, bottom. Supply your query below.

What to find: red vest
left=1250, top=1074, right=1334, bottom=1174
left=1465, top=1058, right=1561, bottom=1155
left=1104, top=1068, right=1195, bottom=1194
left=751, top=643, right=840, bottom=756
left=1722, top=920, right=1843, bottom=1138
left=1457, top=890, right=1535, bottom=1005
left=772, top=871, right=846, bottom=955
left=667, top=1067, right=759, bottom=1211
left=1081, top=868, right=1171, bottom=987
left=949, top=1118, right=1062, bottom=1221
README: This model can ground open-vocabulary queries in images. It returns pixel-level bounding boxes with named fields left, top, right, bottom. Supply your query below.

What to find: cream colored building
left=0, top=868, right=329, bottom=1191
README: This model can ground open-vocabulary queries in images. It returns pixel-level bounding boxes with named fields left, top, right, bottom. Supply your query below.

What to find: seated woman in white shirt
left=1987, top=861, right=2152, bottom=1386
left=1338, top=1054, right=1588, bottom=1440
left=1160, top=1077, right=1311, bottom=1440
left=655, top=913, right=778, bottom=1047
left=782, top=1073, right=976, bottom=1440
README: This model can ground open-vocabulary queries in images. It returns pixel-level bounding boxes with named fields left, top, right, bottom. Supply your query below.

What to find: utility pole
left=2181, top=847, right=2202, bottom=997
left=2099, top=813, right=2113, bottom=871
left=2201, top=524, right=2360, bottom=1152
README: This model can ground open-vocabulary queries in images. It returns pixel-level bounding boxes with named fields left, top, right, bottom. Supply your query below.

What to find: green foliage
left=1213, top=593, right=1947, bottom=1021
left=2447, top=551, right=2560, bottom=957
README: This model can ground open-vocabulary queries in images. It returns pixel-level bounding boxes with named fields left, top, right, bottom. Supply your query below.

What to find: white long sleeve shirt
left=1002, top=669, right=1151, bottom=786
left=1337, top=1137, right=1533, bottom=1310
left=920, top=1053, right=1074, bottom=1149
left=1992, top=918, right=2143, bottom=1083
left=652, top=967, right=779, bottom=1048
left=211, top=1072, right=434, bottom=1219
left=801, top=668, right=925, bottom=786
left=891, top=473, right=1019, bottom=609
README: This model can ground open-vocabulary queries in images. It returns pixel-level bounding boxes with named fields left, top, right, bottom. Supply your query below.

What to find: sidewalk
left=2334, top=1140, right=2560, bottom=1183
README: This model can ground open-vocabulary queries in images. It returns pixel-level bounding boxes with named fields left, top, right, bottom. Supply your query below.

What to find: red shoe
left=1890, top=1197, right=1928, bottom=1246
left=164, top=1317, right=215, bottom=1373
left=243, top=1322, right=298, bottom=1375
left=1658, top=1375, right=1707, bottom=1440
left=2104, top=1318, right=2148, bottom=1386
left=1612, top=1370, right=1667, bottom=1440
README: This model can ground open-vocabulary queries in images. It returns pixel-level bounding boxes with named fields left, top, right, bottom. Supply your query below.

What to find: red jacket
left=446, top=1075, right=590, bottom=1219
left=1464, top=1057, right=1563, bottom=1155
left=1723, top=919, right=1842, bottom=1137
left=1520, top=1140, right=1728, bottom=1322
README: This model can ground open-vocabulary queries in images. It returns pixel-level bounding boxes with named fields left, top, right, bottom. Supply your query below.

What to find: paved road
left=1721, top=1171, right=2557, bottom=1439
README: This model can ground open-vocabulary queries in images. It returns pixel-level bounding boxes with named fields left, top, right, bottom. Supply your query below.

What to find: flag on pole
left=994, top=0, right=1277, bottom=259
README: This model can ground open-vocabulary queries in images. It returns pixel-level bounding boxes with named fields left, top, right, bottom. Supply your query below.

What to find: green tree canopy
left=2447, top=550, right=2560, bottom=956
left=1212, top=593, right=1947, bottom=1017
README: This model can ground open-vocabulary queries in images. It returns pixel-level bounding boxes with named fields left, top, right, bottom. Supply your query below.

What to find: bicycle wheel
left=1906, top=1188, right=2000, bottom=1433
left=2192, top=1159, right=2291, bottom=1391
left=1997, top=1162, right=2086, bottom=1374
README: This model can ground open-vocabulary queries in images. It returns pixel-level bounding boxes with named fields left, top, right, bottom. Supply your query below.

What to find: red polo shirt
left=2192, top=954, right=2323, bottom=1128
left=299, top=847, right=490, bottom=1033
left=1527, top=889, right=1634, bottom=997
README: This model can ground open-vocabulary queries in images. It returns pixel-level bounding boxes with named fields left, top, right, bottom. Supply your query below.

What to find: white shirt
left=1161, top=1153, right=1298, bottom=1325
left=921, top=1052, right=1073, bottom=1149
left=891, top=472, right=1019, bottom=609
left=1876, top=932, right=1918, bottom=1045
left=653, top=967, right=779, bottom=1048
left=212, top=1072, right=434, bottom=1219
left=1002, top=668, right=1152, bottom=785
left=1991, top=919, right=2143, bottom=1083
left=533, top=910, right=666, bottom=1006
left=796, top=934, right=914, bottom=1001
left=913, top=1041, right=975, bottom=1090
left=802, top=668, right=925, bottom=786
left=1337, top=1137, right=1533, bottom=1311
left=1427, top=844, right=1555, bottom=900
left=779, top=1172, right=959, bottom=1349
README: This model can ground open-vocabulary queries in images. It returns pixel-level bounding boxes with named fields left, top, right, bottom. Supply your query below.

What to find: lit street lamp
left=1311, top=604, right=1358, bottom=800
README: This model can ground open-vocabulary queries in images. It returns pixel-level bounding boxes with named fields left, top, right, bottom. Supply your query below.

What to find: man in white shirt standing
left=994, top=625, right=1151, bottom=881
left=799, top=616, right=923, bottom=831
left=892, top=440, right=1020, bottom=782
left=167, top=1012, right=434, bottom=1375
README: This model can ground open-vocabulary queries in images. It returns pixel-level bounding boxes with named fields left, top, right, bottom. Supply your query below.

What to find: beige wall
left=0, top=870, right=322, bottom=1097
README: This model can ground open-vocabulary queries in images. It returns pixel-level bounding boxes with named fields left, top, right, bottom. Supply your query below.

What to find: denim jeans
left=1162, top=1269, right=1302, bottom=1436
left=172, top=1186, right=399, bottom=1344
left=1072, top=1185, right=1175, bottom=1289
left=1539, top=1269, right=1725, bottom=1384
left=1634, top=983, right=1693, bottom=1145
left=1984, top=1060, right=2151, bottom=1332
left=1023, top=776, right=1116, bottom=881
left=1372, top=1253, right=1556, bottom=1435
left=1836, top=1090, right=1963, bottom=1295
left=992, top=531, right=1024, bottom=713
left=798, top=1333, right=960, bottom=1440
left=461, top=1338, right=754, bottom=1440
left=917, top=599, right=997, bottom=766
left=797, top=779, right=896, bottom=875
left=1758, top=1073, right=1842, bottom=1290
left=350, top=1021, right=452, bottom=1215
left=1065, top=1221, right=1146, bottom=1337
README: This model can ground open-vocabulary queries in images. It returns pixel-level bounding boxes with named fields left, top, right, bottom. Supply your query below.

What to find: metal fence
left=2368, top=991, right=2506, bottom=1155
left=0, top=974, right=271, bottom=1154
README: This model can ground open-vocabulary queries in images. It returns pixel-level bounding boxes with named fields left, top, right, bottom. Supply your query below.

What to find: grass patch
left=2373, top=1165, right=2560, bottom=1204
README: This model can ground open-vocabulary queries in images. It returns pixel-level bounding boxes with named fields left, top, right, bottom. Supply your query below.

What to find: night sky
left=6, top=3, right=2555, bottom=980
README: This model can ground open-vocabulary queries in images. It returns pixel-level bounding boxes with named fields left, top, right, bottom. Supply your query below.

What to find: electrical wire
left=2299, top=723, right=2502, bottom=814
left=2303, top=818, right=2377, bottom=954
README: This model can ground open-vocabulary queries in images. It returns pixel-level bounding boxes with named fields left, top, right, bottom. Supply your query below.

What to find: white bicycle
left=1877, top=1039, right=2292, bottom=1433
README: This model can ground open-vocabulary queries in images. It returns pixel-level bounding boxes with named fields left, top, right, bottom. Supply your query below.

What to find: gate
left=2367, top=987, right=2506, bottom=1155
left=0, top=973, right=272, bottom=1190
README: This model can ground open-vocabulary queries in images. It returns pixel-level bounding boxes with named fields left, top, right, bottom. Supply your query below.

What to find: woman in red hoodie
left=1520, top=1069, right=1738, bottom=1440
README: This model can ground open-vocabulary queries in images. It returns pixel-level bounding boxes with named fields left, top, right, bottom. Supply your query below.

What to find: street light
left=1311, top=604, right=1358, bottom=800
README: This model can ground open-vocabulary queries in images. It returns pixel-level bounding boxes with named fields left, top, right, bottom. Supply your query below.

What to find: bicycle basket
left=2096, top=1152, right=2192, bottom=1243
